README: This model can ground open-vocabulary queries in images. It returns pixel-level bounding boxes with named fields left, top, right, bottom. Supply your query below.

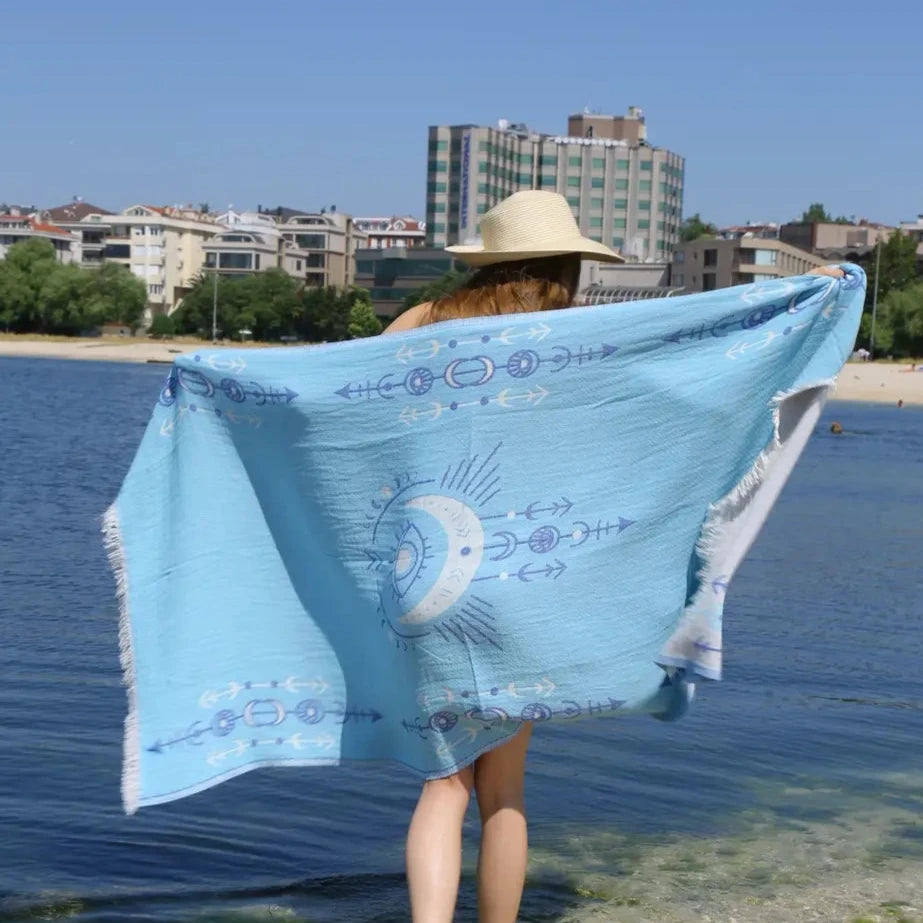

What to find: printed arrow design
left=496, top=385, right=548, bottom=407
left=198, top=676, right=329, bottom=708
left=394, top=322, right=555, bottom=364
left=203, top=355, right=247, bottom=373
left=206, top=733, right=337, bottom=766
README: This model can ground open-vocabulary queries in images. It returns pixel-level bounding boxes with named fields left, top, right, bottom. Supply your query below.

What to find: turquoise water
left=1, top=357, right=921, bottom=922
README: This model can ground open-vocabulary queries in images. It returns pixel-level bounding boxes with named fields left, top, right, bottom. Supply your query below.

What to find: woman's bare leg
left=406, top=766, right=475, bottom=923
left=474, top=723, right=533, bottom=923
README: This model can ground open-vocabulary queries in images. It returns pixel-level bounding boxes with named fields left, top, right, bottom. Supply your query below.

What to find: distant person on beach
left=384, top=190, right=846, bottom=923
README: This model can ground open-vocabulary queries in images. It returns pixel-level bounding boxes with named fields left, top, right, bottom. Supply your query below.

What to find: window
left=613, top=198, right=628, bottom=209
left=703, top=249, right=718, bottom=267
left=639, top=180, right=652, bottom=191
left=567, top=176, right=581, bottom=188
left=429, top=160, right=448, bottom=173
left=657, top=240, right=666, bottom=250
left=753, top=248, right=779, bottom=266
left=427, top=181, right=447, bottom=193
left=612, top=236, right=624, bottom=247
left=614, top=218, right=627, bottom=228
left=657, top=220, right=665, bottom=231
left=673, top=273, right=684, bottom=286
left=616, top=159, right=629, bottom=170
left=307, top=273, right=325, bottom=286
left=567, top=196, right=580, bottom=207
left=219, top=252, right=252, bottom=270
left=638, top=200, right=650, bottom=211
left=255, top=254, right=261, bottom=270
left=478, top=161, right=488, bottom=174
left=638, top=219, right=650, bottom=229
left=148, top=283, right=164, bottom=295
left=306, top=253, right=325, bottom=268
left=590, top=197, right=603, bottom=209
left=205, top=253, right=216, bottom=267
left=296, top=260, right=302, bottom=271
left=478, top=183, right=488, bottom=194
left=518, top=153, right=533, bottom=165
left=478, top=141, right=490, bottom=152
left=540, top=154, right=557, bottom=166
left=147, top=225, right=162, bottom=236
left=132, top=226, right=145, bottom=236
left=295, top=233, right=326, bottom=249
left=640, top=161, right=652, bottom=171
left=131, top=264, right=146, bottom=276
left=132, top=245, right=147, bottom=257
left=592, top=157, right=605, bottom=169
left=591, top=177, right=604, bottom=188
left=433, top=202, right=446, bottom=213
left=568, top=155, right=581, bottom=167
left=589, top=217, right=603, bottom=228
left=431, top=222, right=446, bottom=232
left=539, top=175, right=556, bottom=187
left=615, top=178, right=628, bottom=190
left=477, top=202, right=488, bottom=214
left=429, top=139, right=448, bottom=152
left=148, top=244, right=163, bottom=257
left=702, top=273, right=716, bottom=291
left=104, top=243, right=130, bottom=259
left=517, top=172, right=531, bottom=184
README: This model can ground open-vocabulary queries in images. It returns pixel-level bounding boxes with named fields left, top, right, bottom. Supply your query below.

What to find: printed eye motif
left=392, top=521, right=431, bottom=600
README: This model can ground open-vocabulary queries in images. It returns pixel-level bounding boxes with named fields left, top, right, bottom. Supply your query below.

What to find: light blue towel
left=105, top=266, right=865, bottom=812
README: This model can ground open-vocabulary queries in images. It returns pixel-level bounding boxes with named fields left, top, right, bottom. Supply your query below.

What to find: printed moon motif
left=398, top=495, right=484, bottom=624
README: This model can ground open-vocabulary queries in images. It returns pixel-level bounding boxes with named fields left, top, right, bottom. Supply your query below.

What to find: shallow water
left=1, top=357, right=921, bottom=922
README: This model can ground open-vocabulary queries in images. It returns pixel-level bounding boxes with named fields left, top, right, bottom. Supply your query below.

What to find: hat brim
left=446, top=239, right=625, bottom=267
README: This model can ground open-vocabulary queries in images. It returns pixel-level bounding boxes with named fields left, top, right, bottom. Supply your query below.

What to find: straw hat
left=446, top=190, right=624, bottom=266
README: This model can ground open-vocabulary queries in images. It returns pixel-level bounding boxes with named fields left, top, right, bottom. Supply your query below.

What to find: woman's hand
left=808, top=265, right=845, bottom=278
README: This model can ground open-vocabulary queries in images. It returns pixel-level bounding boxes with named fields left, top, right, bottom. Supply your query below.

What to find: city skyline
left=2, top=0, right=919, bottom=227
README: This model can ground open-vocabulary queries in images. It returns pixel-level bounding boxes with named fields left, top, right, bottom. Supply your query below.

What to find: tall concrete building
left=426, top=107, right=684, bottom=261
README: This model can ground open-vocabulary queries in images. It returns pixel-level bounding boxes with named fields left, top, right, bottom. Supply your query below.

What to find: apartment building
left=671, top=238, right=824, bottom=293
left=781, top=220, right=894, bottom=255
left=94, top=205, right=219, bottom=315
left=0, top=212, right=80, bottom=262
left=277, top=210, right=366, bottom=287
left=355, top=216, right=426, bottom=250
left=43, top=201, right=113, bottom=269
left=426, top=107, right=684, bottom=261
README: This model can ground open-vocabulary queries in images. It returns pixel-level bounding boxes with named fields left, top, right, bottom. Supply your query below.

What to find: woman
left=386, top=190, right=842, bottom=922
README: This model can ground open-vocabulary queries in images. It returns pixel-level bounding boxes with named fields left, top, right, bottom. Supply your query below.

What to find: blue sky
left=2, top=0, right=919, bottom=226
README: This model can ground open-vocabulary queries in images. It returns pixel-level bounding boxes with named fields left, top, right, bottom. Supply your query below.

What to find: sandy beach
left=1, top=336, right=921, bottom=405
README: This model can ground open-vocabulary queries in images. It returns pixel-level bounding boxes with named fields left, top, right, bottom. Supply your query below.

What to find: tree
left=862, top=230, right=919, bottom=305
left=299, top=286, right=353, bottom=342
left=149, top=314, right=175, bottom=338
left=401, top=269, right=472, bottom=312
left=86, top=262, right=147, bottom=329
left=800, top=203, right=832, bottom=223
left=679, top=213, right=717, bottom=243
left=40, top=263, right=95, bottom=334
left=347, top=290, right=382, bottom=338
left=0, top=238, right=59, bottom=331
left=878, top=282, right=923, bottom=357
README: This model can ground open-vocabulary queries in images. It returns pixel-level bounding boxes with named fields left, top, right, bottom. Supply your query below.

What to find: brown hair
left=425, top=254, right=581, bottom=324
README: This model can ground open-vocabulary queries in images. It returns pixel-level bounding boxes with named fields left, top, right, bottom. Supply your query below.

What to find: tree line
left=0, top=238, right=383, bottom=341
left=679, top=204, right=922, bottom=357
left=166, top=270, right=381, bottom=341
left=0, top=238, right=147, bottom=334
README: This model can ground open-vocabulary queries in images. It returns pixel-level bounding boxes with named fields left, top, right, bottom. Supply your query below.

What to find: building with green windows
left=425, top=107, right=684, bottom=262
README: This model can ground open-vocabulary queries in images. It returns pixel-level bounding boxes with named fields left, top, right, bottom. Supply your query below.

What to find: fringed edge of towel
left=102, top=502, right=140, bottom=816
left=658, top=376, right=837, bottom=684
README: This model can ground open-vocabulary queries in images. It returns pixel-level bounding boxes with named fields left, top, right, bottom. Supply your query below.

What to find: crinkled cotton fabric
left=105, top=267, right=865, bottom=812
